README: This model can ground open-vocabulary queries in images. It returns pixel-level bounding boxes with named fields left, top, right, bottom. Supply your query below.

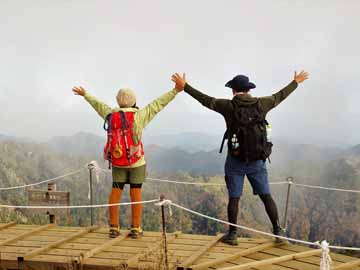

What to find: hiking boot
left=129, top=227, right=143, bottom=239
left=109, top=226, right=121, bottom=238
left=220, top=231, right=238, bottom=246
left=273, top=226, right=288, bottom=244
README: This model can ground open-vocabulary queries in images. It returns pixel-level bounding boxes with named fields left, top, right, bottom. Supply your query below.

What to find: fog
left=0, top=0, right=359, bottom=146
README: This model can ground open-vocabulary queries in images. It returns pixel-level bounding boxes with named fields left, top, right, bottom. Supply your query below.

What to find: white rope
left=0, top=168, right=85, bottom=191
left=168, top=201, right=360, bottom=252
left=292, top=183, right=360, bottom=194
left=147, top=177, right=226, bottom=186
left=102, top=168, right=360, bottom=193
left=0, top=199, right=159, bottom=209
left=147, top=177, right=287, bottom=186
left=319, top=240, right=332, bottom=270
left=148, top=176, right=360, bottom=193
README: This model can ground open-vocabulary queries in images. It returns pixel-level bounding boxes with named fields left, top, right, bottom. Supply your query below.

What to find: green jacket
left=184, top=80, right=298, bottom=130
left=84, top=89, right=179, bottom=168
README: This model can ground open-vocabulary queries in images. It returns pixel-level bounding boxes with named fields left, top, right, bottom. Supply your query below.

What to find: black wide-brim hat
left=225, top=75, right=256, bottom=91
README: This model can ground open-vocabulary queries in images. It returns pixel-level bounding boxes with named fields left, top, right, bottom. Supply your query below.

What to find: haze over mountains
left=44, top=131, right=355, bottom=175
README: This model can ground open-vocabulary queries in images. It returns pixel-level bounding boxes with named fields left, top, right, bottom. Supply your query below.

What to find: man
left=171, top=71, right=309, bottom=245
left=73, top=84, right=183, bottom=238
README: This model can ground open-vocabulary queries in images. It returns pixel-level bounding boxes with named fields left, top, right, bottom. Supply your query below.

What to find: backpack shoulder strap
left=219, top=130, right=228, bottom=153
left=103, top=113, right=113, bottom=132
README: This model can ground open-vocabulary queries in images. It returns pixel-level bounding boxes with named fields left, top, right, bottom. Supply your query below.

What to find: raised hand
left=171, top=73, right=186, bottom=92
left=72, top=86, right=86, bottom=96
left=294, top=71, right=309, bottom=84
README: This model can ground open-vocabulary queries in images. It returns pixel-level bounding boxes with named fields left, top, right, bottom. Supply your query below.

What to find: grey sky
left=0, top=0, right=359, bottom=145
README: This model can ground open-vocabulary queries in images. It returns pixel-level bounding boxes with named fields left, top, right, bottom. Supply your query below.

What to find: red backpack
left=103, top=111, right=144, bottom=168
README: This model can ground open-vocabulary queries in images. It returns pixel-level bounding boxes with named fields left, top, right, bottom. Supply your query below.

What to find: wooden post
left=47, top=183, right=56, bottom=224
left=159, top=194, right=169, bottom=270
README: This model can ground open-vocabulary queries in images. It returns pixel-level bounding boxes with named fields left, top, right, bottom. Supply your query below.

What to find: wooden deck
left=0, top=223, right=358, bottom=270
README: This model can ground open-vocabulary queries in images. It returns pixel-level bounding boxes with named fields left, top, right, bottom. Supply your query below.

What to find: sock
left=108, top=188, right=123, bottom=227
left=130, top=188, right=142, bottom=228
left=259, top=194, right=280, bottom=229
left=228, top=197, right=240, bottom=232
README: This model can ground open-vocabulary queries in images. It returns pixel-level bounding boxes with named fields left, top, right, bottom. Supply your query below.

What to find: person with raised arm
left=171, top=71, right=309, bottom=245
left=73, top=83, right=183, bottom=238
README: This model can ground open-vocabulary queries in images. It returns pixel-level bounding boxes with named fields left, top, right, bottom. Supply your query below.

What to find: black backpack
left=219, top=100, right=272, bottom=162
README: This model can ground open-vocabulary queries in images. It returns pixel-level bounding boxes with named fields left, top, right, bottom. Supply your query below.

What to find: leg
left=227, top=196, right=240, bottom=232
left=128, top=165, right=146, bottom=239
left=221, top=156, right=246, bottom=245
left=130, top=184, right=143, bottom=229
left=246, top=161, right=273, bottom=225
left=109, top=167, right=127, bottom=238
left=259, top=194, right=280, bottom=230
left=247, top=160, right=285, bottom=242
left=224, top=156, right=246, bottom=232
left=108, top=182, right=125, bottom=237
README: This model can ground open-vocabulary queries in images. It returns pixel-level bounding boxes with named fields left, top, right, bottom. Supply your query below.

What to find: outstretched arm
left=261, top=71, right=309, bottom=113
left=72, top=86, right=112, bottom=119
left=171, top=73, right=230, bottom=116
left=136, top=86, right=182, bottom=129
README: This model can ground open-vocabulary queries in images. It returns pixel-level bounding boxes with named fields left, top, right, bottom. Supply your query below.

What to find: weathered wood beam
left=0, top=222, right=16, bottom=231
left=0, top=224, right=55, bottom=247
left=177, top=233, right=224, bottom=270
left=217, top=249, right=322, bottom=270
left=190, top=241, right=278, bottom=270
left=127, top=231, right=182, bottom=269
left=18, top=226, right=99, bottom=261
left=333, top=259, right=360, bottom=270
left=74, top=230, right=131, bottom=264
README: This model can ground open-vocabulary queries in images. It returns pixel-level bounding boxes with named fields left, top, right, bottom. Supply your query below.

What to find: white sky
left=0, top=0, right=359, bottom=145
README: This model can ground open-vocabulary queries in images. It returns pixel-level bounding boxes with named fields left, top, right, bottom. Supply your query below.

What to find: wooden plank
left=127, top=231, right=182, bottom=268
left=173, top=238, right=211, bottom=246
left=244, top=251, right=319, bottom=270
left=279, top=244, right=357, bottom=264
left=217, top=249, right=322, bottom=270
left=190, top=241, right=277, bottom=270
left=19, top=226, right=99, bottom=261
left=71, top=237, right=110, bottom=245
left=0, top=224, right=54, bottom=247
left=6, top=240, right=52, bottom=248
left=169, top=244, right=205, bottom=252
left=259, top=246, right=322, bottom=266
left=0, top=222, right=16, bottom=230
left=177, top=233, right=224, bottom=270
left=333, top=259, right=360, bottom=270
left=74, top=230, right=131, bottom=264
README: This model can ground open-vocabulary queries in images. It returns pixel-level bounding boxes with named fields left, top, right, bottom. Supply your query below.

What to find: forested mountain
left=0, top=134, right=359, bottom=254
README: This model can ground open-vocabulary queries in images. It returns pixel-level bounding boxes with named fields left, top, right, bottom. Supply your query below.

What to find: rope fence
left=0, top=164, right=359, bottom=193
left=0, top=199, right=159, bottom=209
left=0, top=168, right=85, bottom=191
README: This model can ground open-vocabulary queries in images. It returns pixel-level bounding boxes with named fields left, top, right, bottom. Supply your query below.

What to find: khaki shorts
left=112, top=165, right=146, bottom=184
